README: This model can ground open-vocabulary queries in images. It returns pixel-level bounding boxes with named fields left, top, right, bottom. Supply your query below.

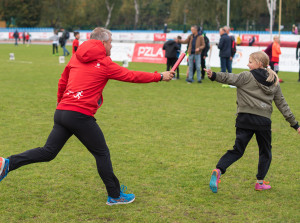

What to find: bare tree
left=105, top=0, right=115, bottom=28
left=134, top=0, right=139, bottom=30
left=266, top=0, right=277, bottom=28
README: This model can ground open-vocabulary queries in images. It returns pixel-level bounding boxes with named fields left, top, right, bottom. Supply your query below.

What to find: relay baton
left=171, top=53, right=186, bottom=72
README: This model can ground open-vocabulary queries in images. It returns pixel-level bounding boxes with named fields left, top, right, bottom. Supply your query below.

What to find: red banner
left=132, top=43, right=166, bottom=64
left=242, top=34, right=259, bottom=42
left=86, top=33, right=91, bottom=40
left=154, top=33, right=166, bottom=41
left=9, top=32, right=23, bottom=39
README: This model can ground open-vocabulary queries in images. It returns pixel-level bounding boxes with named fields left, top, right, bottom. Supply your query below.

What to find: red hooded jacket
left=57, top=39, right=161, bottom=117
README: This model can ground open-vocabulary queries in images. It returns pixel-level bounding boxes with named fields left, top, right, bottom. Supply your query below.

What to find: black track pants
left=8, top=110, right=121, bottom=198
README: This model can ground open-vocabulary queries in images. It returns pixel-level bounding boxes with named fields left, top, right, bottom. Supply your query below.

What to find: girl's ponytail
left=266, top=67, right=279, bottom=85
left=250, top=51, right=279, bottom=85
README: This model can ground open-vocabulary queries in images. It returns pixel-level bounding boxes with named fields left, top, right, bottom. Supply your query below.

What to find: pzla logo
left=138, top=47, right=164, bottom=57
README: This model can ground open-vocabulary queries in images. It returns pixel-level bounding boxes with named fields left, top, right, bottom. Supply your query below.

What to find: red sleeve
left=105, top=60, right=161, bottom=83
left=57, top=65, right=70, bottom=103
left=73, top=40, right=79, bottom=52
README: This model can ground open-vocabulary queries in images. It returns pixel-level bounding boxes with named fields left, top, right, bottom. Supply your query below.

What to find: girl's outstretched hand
left=204, top=68, right=213, bottom=78
left=297, top=127, right=300, bottom=135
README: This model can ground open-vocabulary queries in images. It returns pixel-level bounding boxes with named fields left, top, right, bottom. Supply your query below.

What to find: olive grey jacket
left=210, top=69, right=298, bottom=128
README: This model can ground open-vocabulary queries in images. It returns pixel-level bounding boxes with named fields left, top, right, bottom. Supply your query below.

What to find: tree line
left=0, top=0, right=299, bottom=32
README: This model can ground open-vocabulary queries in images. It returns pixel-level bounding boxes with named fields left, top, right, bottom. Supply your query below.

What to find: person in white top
left=50, top=30, right=59, bottom=55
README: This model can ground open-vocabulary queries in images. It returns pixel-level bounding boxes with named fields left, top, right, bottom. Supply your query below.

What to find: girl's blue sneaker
left=106, top=185, right=135, bottom=206
left=209, top=169, right=221, bottom=193
left=0, top=157, right=9, bottom=182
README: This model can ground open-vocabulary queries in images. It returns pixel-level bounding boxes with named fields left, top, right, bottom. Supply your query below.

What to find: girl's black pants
left=216, top=127, right=272, bottom=180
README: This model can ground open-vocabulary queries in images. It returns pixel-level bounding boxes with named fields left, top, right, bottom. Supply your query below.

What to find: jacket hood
left=165, top=40, right=176, bottom=46
left=250, top=68, right=277, bottom=94
left=76, top=39, right=107, bottom=63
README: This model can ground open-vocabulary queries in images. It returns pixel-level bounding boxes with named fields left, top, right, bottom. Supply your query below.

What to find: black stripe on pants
left=216, top=127, right=272, bottom=180
left=8, top=110, right=121, bottom=198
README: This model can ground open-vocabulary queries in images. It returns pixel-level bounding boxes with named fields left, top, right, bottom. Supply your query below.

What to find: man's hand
left=230, top=56, right=233, bottom=61
left=161, top=71, right=175, bottom=81
left=195, top=48, right=200, bottom=52
left=297, top=127, right=300, bottom=135
left=203, top=56, right=206, bottom=59
left=204, top=68, right=213, bottom=78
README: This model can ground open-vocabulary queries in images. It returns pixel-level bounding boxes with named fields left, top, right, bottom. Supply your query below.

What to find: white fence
left=110, top=42, right=299, bottom=72
left=0, top=31, right=299, bottom=44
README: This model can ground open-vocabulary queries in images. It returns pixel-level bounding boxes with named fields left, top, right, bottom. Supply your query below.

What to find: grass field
left=0, top=44, right=299, bottom=223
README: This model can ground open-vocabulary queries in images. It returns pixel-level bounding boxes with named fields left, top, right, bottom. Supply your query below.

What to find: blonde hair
left=249, top=51, right=279, bottom=85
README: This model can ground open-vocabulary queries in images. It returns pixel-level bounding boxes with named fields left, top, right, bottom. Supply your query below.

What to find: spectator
left=163, top=37, right=180, bottom=80
left=176, top=36, right=182, bottom=79
left=22, top=32, right=26, bottom=44
left=72, top=32, right=80, bottom=54
left=178, top=25, right=205, bottom=83
left=201, top=32, right=210, bottom=79
left=51, top=30, right=59, bottom=56
left=60, top=29, right=70, bottom=56
left=13, top=30, right=19, bottom=46
left=249, top=36, right=255, bottom=46
left=237, top=34, right=241, bottom=46
left=292, top=24, right=298, bottom=35
left=164, top=23, right=168, bottom=33
left=218, top=27, right=232, bottom=73
left=25, top=32, right=31, bottom=46
left=296, top=41, right=300, bottom=82
left=270, top=36, right=281, bottom=73
left=271, top=36, right=283, bottom=83
left=264, top=42, right=273, bottom=68
left=224, top=26, right=236, bottom=72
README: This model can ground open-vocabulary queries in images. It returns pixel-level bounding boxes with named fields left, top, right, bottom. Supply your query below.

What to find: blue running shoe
left=0, top=157, right=9, bottom=182
left=106, top=185, right=135, bottom=206
left=209, top=169, right=221, bottom=193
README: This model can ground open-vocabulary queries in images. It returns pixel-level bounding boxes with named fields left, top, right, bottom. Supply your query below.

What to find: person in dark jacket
left=201, top=33, right=210, bottom=79
left=13, top=30, right=19, bottom=46
left=163, top=38, right=180, bottom=79
left=218, top=28, right=232, bottom=73
left=22, top=32, right=26, bottom=44
left=297, top=41, right=300, bottom=82
left=264, top=42, right=273, bottom=69
left=60, top=29, right=70, bottom=56
left=249, top=36, right=255, bottom=46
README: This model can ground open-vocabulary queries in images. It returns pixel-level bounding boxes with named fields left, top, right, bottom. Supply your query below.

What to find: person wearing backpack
left=201, top=32, right=210, bottom=79
left=60, top=29, right=70, bottom=56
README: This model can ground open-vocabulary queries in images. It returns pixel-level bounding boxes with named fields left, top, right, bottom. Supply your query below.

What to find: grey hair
left=90, top=27, right=112, bottom=41
left=223, top=26, right=230, bottom=32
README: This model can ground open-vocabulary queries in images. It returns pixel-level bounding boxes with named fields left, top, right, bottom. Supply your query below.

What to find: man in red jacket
left=0, top=27, right=174, bottom=206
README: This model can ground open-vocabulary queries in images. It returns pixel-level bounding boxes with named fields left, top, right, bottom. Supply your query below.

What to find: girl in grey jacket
left=205, top=51, right=300, bottom=193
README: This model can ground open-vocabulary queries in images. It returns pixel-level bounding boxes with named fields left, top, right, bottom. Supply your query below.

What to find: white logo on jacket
left=95, top=63, right=101, bottom=68
left=66, top=90, right=83, bottom=99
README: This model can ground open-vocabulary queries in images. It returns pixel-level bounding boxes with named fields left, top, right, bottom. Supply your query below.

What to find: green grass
left=0, top=44, right=299, bottom=223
